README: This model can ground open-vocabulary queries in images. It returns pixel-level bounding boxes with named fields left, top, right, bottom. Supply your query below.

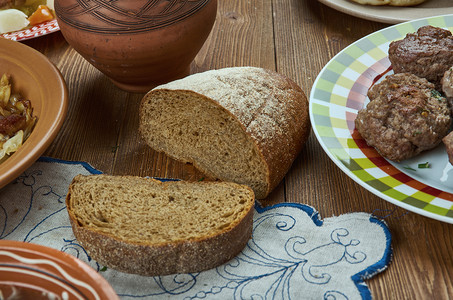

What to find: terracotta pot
left=55, top=0, right=217, bottom=93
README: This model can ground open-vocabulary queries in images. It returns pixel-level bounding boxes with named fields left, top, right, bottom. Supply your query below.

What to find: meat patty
left=388, top=25, right=453, bottom=89
left=355, top=73, right=451, bottom=161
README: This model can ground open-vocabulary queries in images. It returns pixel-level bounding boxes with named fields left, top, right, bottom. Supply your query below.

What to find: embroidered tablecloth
left=0, top=157, right=392, bottom=299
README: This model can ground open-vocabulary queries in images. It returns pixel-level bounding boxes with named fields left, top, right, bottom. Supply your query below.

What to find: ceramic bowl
left=0, top=240, right=119, bottom=299
left=55, top=0, right=218, bottom=93
left=0, top=38, right=68, bottom=189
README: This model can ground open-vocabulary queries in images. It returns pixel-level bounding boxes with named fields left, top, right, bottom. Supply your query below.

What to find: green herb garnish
left=100, top=266, right=108, bottom=272
left=418, top=162, right=430, bottom=169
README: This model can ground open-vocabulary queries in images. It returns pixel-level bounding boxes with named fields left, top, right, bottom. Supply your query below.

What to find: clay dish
left=0, top=38, right=68, bottom=190
left=0, top=240, right=119, bottom=299
left=55, top=0, right=218, bottom=93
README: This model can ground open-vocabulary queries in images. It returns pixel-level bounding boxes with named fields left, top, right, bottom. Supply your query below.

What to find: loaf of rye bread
left=66, top=174, right=255, bottom=276
left=139, top=67, right=310, bottom=199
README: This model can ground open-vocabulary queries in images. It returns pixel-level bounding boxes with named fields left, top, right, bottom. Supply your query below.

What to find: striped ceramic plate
left=310, top=14, right=453, bottom=223
left=0, top=240, right=118, bottom=299
left=1, top=19, right=59, bottom=41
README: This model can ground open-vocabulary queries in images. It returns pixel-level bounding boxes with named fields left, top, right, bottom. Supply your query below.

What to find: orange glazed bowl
left=0, top=38, right=68, bottom=189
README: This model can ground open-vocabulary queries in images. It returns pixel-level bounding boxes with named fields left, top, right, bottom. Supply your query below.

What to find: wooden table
left=21, top=0, right=453, bottom=298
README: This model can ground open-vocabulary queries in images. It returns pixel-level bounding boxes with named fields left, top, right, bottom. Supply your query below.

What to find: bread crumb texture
left=67, top=175, right=254, bottom=245
left=139, top=67, right=310, bottom=199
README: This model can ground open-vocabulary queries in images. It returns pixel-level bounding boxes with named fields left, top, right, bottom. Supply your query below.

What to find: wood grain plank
left=193, top=0, right=275, bottom=71
left=24, top=33, right=124, bottom=173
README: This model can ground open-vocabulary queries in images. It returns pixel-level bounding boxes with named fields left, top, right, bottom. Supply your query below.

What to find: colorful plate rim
left=1, top=19, right=59, bottom=41
left=309, top=14, right=453, bottom=223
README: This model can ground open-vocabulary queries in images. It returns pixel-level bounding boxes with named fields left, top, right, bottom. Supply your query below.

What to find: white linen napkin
left=0, top=157, right=392, bottom=299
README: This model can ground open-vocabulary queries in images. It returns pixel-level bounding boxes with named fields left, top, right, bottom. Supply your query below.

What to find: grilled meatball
left=388, top=25, right=453, bottom=89
left=355, top=73, right=451, bottom=161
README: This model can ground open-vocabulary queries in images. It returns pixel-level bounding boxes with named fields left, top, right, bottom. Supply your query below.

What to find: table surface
left=21, top=0, right=453, bottom=298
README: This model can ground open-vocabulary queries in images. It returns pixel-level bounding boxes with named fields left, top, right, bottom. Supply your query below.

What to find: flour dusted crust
left=139, top=67, right=311, bottom=199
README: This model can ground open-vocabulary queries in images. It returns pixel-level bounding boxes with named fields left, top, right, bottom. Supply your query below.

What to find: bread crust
left=66, top=175, right=255, bottom=276
left=67, top=207, right=253, bottom=276
left=258, top=70, right=310, bottom=195
left=139, top=67, right=311, bottom=198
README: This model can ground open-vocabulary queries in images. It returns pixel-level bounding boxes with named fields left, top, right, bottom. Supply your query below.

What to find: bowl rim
left=0, top=239, right=119, bottom=299
left=0, top=38, right=68, bottom=189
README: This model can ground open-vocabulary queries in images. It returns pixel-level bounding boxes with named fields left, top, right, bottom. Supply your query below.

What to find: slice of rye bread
left=139, top=67, right=311, bottom=199
left=66, top=174, right=255, bottom=276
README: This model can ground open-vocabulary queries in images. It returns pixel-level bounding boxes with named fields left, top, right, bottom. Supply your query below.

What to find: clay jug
left=55, top=0, right=217, bottom=93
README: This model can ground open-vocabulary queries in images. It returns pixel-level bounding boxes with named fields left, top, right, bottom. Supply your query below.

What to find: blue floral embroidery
left=0, top=157, right=392, bottom=300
